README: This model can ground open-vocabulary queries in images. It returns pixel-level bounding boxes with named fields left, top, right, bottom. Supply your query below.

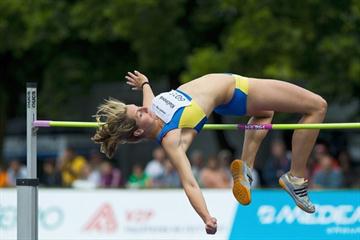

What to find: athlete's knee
left=310, top=95, right=327, bottom=117
left=315, top=95, right=327, bottom=115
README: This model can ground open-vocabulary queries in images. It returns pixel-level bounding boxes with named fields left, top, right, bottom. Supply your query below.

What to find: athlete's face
left=126, top=104, right=156, bottom=130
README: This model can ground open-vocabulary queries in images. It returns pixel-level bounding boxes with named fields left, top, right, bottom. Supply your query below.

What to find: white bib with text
left=151, top=90, right=191, bottom=123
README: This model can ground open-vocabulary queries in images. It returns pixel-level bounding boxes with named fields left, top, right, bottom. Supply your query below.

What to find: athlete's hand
left=205, top=217, right=217, bottom=235
left=125, top=70, right=149, bottom=91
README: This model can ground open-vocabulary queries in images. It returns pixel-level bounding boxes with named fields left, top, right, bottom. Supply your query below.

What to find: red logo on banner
left=84, top=203, right=118, bottom=233
left=126, top=209, right=154, bottom=223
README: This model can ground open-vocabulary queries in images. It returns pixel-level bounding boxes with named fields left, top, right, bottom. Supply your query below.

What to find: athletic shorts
left=214, top=74, right=248, bottom=116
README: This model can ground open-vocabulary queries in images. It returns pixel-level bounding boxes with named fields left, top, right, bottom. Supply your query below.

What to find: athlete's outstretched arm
left=162, top=130, right=217, bottom=234
left=180, top=129, right=197, bottom=152
left=125, top=70, right=155, bottom=108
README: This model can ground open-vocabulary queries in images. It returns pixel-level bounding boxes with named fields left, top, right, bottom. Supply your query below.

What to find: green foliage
left=183, top=0, right=360, bottom=102
left=0, top=0, right=359, bottom=121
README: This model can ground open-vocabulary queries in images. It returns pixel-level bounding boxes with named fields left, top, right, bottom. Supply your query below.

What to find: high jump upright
left=17, top=82, right=39, bottom=240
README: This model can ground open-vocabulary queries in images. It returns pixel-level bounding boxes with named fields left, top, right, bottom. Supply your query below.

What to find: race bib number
left=151, top=90, right=191, bottom=123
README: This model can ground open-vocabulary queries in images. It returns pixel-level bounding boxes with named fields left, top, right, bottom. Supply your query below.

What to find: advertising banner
left=0, top=189, right=235, bottom=240
left=229, top=190, right=360, bottom=240
left=0, top=189, right=359, bottom=240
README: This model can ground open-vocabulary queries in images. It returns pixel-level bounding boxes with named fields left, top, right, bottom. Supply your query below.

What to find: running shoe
left=230, top=159, right=253, bottom=205
left=279, top=172, right=315, bottom=213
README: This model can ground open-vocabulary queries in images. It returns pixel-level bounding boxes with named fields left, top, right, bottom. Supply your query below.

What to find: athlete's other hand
left=205, top=217, right=217, bottom=234
left=125, top=70, right=149, bottom=91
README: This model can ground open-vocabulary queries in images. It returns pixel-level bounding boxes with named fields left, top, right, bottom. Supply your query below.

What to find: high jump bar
left=34, top=120, right=360, bottom=130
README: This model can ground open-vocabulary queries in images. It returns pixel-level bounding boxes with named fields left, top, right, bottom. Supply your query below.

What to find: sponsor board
left=1, top=189, right=358, bottom=240
left=0, top=189, right=235, bottom=240
left=230, top=190, right=360, bottom=240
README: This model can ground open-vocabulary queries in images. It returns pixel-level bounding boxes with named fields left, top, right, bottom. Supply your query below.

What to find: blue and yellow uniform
left=156, top=74, right=249, bottom=143
left=156, top=89, right=208, bottom=143
left=214, top=74, right=249, bottom=116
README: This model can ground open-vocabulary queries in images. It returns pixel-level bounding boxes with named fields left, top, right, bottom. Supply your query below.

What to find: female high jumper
left=92, top=70, right=327, bottom=234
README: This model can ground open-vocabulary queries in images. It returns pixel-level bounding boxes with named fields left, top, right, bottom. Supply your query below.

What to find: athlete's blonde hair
left=92, top=98, right=140, bottom=158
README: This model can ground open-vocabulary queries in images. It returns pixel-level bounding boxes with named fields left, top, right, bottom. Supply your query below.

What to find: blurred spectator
left=40, top=158, right=62, bottom=187
left=6, top=159, right=27, bottom=187
left=351, top=167, right=360, bottom=188
left=262, top=139, right=291, bottom=187
left=337, top=150, right=351, bottom=173
left=200, top=156, right=230, bottom=188
left=158, top=160, right=181, bottom=188
left=99, top=161, right=122, bottom=188
left=59, top=147, right=87, bottom=187
left=311, top=154, right=343, bottom=189
left=72, top=162, right=100, bottom=189
left=0, top=163, right=8, bottom=187
left=127, top=163, right=150, bottom=188
left=88, top=150, right=103, bottom=176
left=86, top=149, right=104, bottom=187
left=87, top=164, right=101, bottom=187
left=145, top=147, right=166, bottom=186
left=217, top=149, right=232, bottom=176
left=308, top=142, right=331, bottom=176
left=337, top=149, right=353, bottom=187
left=189, top=150, right=204, bottom=184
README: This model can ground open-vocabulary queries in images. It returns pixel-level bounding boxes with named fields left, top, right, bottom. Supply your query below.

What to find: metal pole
left=17, top=83, right=38, bottom=240
left=26, top=83, right=37, bottom=178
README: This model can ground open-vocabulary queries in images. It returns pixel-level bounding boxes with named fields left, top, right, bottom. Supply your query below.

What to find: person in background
left=200, top=156, right=230, bottom=188
left=7, top=159, right=27, bottom=187
left=59, top=147, right=87, bottom=187
left=311, top=154, right=343, bottom=189
left=145, top=147, right=166, bottom=187
left=308, top=142, right=331, bottom=176
left=262, top=139, right=291, bottom=187
left=87, top=149, right=104, bottom=187
left=0, top=163, right=9, bottom=187
left=158, top=159, right=181, bottom=188
left=189, top=150, right=205, bottom=185
left=217, top=149, right=232, bottom=179
left=88, top=149, right=104, bottom=169
left=99, top=161, right=122, bottom=188
left=40, top=158, right=62, bottom=187
left=127, top=163, right=150, bottom=189
left=336, top=149, right=353, bottom=187
left=72, top=162, right=100, bottom=189
left=351, top=167, right=360, bottom=188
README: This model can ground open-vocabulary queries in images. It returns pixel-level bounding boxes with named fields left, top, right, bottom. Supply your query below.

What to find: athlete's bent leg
left=241, top=111, right=274, bottom=168
left=246, top=78, right=327, bottom=213
left=231, top=111, right=273, bottom=205
left=247, top=78, right=327, bottom=177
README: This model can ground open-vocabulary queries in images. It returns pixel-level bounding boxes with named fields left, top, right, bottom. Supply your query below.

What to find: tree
left=1, top=0, right=359, bottom=161
left=181, top=0, right=360, bottom=104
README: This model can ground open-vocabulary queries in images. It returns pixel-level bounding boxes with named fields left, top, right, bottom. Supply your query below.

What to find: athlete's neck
left=145, top=117, right=163, bottom=140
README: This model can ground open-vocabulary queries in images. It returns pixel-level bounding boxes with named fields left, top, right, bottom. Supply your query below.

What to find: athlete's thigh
left=247, top=78, right=323, bottom=114
left=246, top=110, right=274, bottom=118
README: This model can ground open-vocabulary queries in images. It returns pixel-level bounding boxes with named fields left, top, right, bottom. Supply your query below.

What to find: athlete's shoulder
left=161, top=129, right=181, bottom=148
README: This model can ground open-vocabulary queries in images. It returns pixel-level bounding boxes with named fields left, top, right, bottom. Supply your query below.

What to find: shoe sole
left=231, top=160, right=251, bottom=205
left=279, top=178, right=315, bottom=213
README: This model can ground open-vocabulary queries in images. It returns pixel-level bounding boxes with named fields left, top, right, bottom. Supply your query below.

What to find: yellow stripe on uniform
left=179, top=101, right=206, bottom=128
left=234, top=75, right=249, bottom=95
